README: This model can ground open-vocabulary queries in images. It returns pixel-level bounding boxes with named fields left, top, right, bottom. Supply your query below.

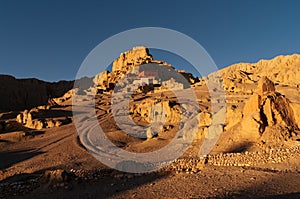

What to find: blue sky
left=1, top=0, right=300, bottom=81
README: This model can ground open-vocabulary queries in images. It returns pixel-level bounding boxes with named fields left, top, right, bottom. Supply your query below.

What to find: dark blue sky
left=1, top=0, right=300, bottom=81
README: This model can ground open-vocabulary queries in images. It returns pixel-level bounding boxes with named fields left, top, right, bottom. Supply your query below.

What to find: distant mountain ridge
left=219, top=54, right=300, bottom=85
left=0, top=74, right=74, bottom=111
left=202, top=54, right=300, bottom=94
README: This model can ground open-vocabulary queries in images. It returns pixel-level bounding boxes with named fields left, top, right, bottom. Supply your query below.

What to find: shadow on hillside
left=256, top=193, right=300, bottom=199
left=33, top=110, right=73, bottom=119
left=0, top=111, right=19, bottom=120
left=0, top=121, right=42, bottom=135
left=215, top=171, right=300, bottom=199
left=222, top=191, right=300, bottom=199
left=225, top=141, right=254, bottom=153
left=0, top=167, right=170, bottom=199
left=0, top=139, right=12, bottom=143
left=0, top=149, right=44, bottom=171
left=223, top=190, right=300, bottom=199
left=1, top=163, right=299, bottom=199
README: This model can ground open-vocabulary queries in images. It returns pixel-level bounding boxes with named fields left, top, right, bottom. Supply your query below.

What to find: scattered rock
left=44, top=170, right=70, bottom=182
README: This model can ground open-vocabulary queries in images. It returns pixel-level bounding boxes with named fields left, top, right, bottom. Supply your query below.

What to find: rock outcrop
left=16, top=109, right=71, bottom=130
left=112, top=46, right=153, bottom=72
left=52, top=89, right=76, bottom=105
left=240, top=77, right=298, bottom=144
left=224, top=106, right=243, bottom=131
left=130, top=98, right=182, bottom=124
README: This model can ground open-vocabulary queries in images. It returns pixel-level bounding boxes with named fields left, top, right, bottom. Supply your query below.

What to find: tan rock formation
left=16, top=108, right=71, bottom=130
left=93, top=71, right=110, bottom=88
left=290, top=102, right=300, bottom=129
left=241, top=111, right=263, bottom=139
left=263, top=98, right=274, bottom=126
left=146, top=127, right=158, bottom=139
left=257, top=76, right=275, bottom=96
left=130, top=99, right=181, bottom=124
left=52, top=89, right=76, bottom=105
left=112, top=46, right=153, bottom=72
left=240, top=77, right=298, bottom=143
left=16, top=110, right=32, bottom=125
left=28, top=120, right=44, bottom=130
left=199, top=112, right=211, bottom=127
left=225, top=106, right=243, bottom=131
left=242, top=94, right=261, bottom=116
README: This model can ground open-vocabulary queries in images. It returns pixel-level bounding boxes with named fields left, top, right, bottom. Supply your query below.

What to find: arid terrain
left=0, top=47, right=299, bottom=199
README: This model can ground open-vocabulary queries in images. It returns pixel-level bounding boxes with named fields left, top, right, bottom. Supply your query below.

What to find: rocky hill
left=93, top=46, right=197, bottom=91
